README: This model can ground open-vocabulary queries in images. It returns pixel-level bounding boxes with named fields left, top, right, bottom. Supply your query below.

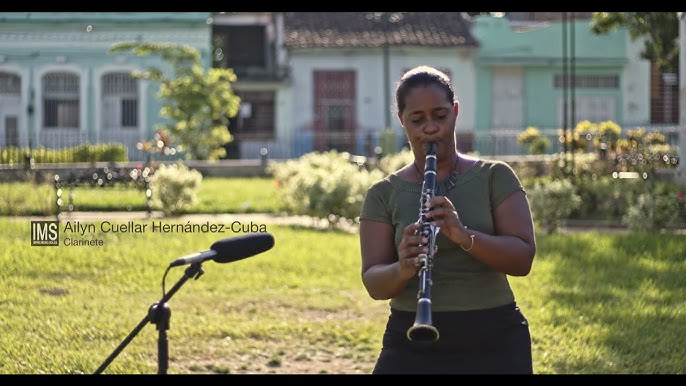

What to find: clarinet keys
left=407, top=142, right=440, bottom=343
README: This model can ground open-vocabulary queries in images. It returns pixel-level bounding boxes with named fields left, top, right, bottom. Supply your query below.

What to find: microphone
left=169, top=232, right=275, bottom=267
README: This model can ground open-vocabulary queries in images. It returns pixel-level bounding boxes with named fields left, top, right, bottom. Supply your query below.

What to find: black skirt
left=372, top=302, right=533, bottom=374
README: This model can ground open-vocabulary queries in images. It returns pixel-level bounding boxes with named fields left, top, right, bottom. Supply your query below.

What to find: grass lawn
left=1, top=216, right=684, bottom=374
left=0, top=177, right=283, bottom=216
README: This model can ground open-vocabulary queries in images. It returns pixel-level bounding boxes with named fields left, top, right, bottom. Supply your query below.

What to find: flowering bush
left=150, top=162, right=202, bottom=216
left=268, top=150, right=384, bottom=225
left=569, top=120, right=598, bottom=152
left=517, top=126, right=550, bottom=155
left=614, top=127, right=678, bottom=173
left=527, top=178, right=582, bottom=234
left=597, top=120, right=622, bottom=151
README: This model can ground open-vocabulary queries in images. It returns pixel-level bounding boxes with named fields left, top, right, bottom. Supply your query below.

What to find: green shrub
left=528, top=137, right=550, bottom=155
left=528, top=179, right=582, bottom=234
left=99, top=144, right=129, bottom=162
left=561, top=121, right=593, bottom=152
left=72, top=144, right=98, bottom=163
left=622, top=192, right=682, bottom=232
left=548, top=151, right=610, bottom=182
left=517, top=126, right=550, bottom=155
left=571, top=176, right=642, bottom=221
left=0, top=143, right=128, bottom=164
left=597, top=120, right=622, bottom=151
left=268, top=150, right=384, bottom=224
left=376, top=147, right=414, bottom=176
left=150, top=162, right=203, bottom=216
left=0, top=182, right=56, bottom=216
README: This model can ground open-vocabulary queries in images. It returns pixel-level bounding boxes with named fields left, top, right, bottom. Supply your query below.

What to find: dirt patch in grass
left=182, top=347, right=375, bottom=374
left=169, top=305, right=387, bottom=375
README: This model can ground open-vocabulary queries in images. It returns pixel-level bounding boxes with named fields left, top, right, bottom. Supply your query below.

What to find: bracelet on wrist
left=460, top=234, right=475, bottom=252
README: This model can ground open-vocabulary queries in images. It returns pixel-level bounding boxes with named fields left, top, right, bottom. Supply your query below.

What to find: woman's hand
left=427, top=196, right=472, bottom=247
left=397, top=222, right=426, bottom=279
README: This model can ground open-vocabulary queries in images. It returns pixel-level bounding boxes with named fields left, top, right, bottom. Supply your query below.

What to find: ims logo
left=31, top=221, right=59, bottom=246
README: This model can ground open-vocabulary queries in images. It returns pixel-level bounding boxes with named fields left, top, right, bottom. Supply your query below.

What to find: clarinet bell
left=406, top=298, right=440, bottom=342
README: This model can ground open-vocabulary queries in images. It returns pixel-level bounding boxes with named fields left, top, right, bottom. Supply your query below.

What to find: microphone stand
left=94, top=262, right=205, bottom=374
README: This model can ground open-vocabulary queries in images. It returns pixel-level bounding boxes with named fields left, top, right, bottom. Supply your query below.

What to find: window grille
left=554, top=74, right=619, bottom=89
left=42, top=72, right=79, bottom=129
left=0, top=72, right=20, bottom=95
left=102, top=72, right=138, bottom=129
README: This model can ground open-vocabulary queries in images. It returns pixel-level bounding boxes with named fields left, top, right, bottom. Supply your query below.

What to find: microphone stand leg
left=93, top=263, right=204, bottom=374
left=149, top=302, right=171, bottom=375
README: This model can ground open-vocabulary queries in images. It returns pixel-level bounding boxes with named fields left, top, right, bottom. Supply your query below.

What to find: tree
left=590, top=12, right=680, bottom=73
left=109, top=42, right=241, bottom=160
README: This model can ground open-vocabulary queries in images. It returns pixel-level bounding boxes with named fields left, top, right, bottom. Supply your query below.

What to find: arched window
left=42, top=72, right=79, bottom=129
left=102, top=72, right=138, bottom=130
left=0, top=72, right=20, bottom=96
left=0, top=72, right=21, bottom=147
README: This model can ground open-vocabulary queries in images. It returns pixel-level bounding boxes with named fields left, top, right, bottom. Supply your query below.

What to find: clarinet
left=406, top=142, right=440, bottom=342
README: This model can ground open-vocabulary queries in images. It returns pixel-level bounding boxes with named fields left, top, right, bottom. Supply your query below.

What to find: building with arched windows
left=0, top=12, right=211, bottom=160
left=1, top=12, right=667, bottom=161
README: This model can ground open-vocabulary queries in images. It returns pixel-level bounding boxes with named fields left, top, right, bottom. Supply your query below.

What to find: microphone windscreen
left=210, top=233, right=275, bottom=264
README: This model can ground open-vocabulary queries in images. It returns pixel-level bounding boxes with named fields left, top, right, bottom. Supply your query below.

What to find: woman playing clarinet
left=359, top=65, right=537, bottom=374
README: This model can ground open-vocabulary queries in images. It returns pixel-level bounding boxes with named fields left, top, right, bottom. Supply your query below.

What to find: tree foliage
left=590, top=12, right=680, bottom=73
left=109, top=42, right=241, bottom=160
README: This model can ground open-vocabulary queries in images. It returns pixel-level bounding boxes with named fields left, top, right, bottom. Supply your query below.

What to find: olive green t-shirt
left=359, top=159, right=525, bottom=312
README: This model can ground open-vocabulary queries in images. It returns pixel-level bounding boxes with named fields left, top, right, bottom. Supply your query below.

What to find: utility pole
left=382, top=16, right=391, bottom=130
left=370, top=12, right=404, bottom=153
left=562, top=12, right=568, bottom=154
left=570, top=12, right=576, bottom=132
left=678, top=12, right=685, bottom=184
left=377, top=12, right=404, bottom=129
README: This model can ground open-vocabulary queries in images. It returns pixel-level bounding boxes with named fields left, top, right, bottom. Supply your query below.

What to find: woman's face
left=398, top=83, right=458, bottom=157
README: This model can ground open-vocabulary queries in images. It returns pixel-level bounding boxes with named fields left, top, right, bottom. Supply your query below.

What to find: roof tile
left=284, top=12, right=479, bottom=49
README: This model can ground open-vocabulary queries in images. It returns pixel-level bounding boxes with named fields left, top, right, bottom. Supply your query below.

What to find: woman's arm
left=428, top=190, right=536, bottom=276
left=360, top=219, right=424, bottom=300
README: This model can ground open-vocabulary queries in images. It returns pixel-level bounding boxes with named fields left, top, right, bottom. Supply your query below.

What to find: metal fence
left=233, top=125, right=682, bottom=161
left=1, top=129, right=148, bottom=164
left=1, top=125, right=681, bottom=163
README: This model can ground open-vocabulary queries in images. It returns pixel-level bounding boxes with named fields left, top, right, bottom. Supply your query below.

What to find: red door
left=313, top=71, right=356, bottom=152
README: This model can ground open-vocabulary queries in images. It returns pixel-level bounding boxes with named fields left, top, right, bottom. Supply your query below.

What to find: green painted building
left=0, top=12, right=211, bottom=160
left=0, top=13, right=655, bottom=160
left=471, top=15, right=650, bottom=155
